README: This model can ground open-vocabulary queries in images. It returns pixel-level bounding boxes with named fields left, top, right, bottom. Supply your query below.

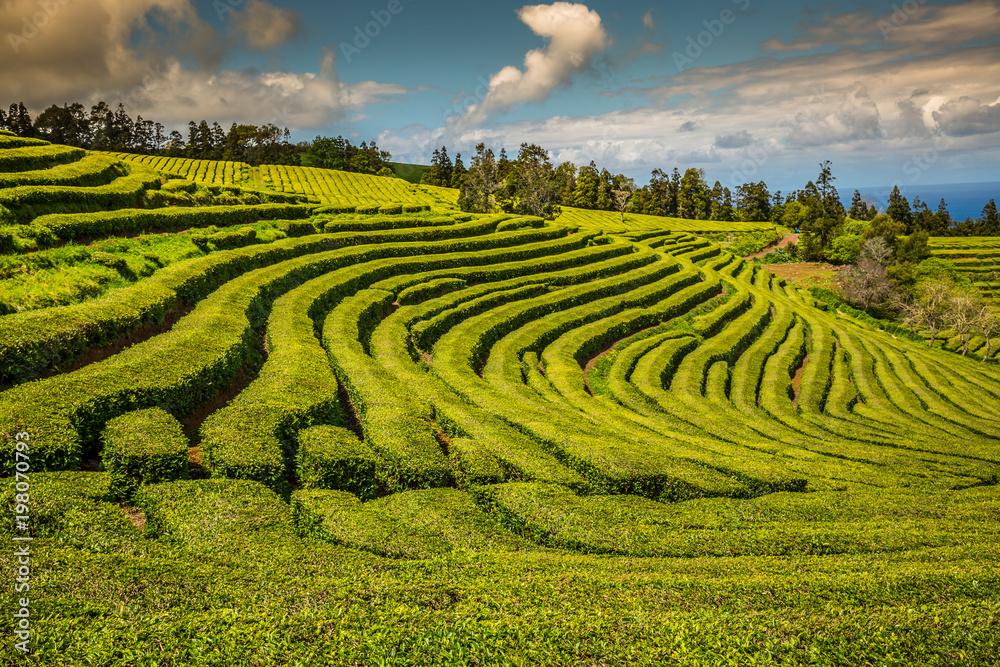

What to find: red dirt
left=747, top=233, right=800, bottom=259
left=761, top=262, right=839, bottom=289
left=123, top=507, right=147, bottom=531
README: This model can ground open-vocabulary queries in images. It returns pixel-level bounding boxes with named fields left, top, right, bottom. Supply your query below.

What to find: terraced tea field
left=929, top=236, right=1000, bottom=301
left=1, top=135, right=999, bottom=665
left=112, top=152, right=460, bottom=211
left=556, top=205, right=779, bottom=234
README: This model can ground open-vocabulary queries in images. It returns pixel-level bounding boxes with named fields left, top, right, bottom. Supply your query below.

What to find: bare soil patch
left=762, top=262, right=839, bottom=289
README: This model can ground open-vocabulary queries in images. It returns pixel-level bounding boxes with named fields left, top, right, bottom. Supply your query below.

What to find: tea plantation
left=1, top=132, right=998, bottom=665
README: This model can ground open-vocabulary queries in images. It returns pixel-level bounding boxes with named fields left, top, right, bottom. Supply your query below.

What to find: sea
left=839, top=181, right=999, bottom=222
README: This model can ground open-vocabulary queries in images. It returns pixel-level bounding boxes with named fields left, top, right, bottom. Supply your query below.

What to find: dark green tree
left=886, top=186, right=913, bottom=231
left=510, top=143, right=560, bottom=219
left=979, top=199, right=999, bottom=236
left=450, top=152, right=467, bottom=189
left=572, top=162, right=600, bottom=209
left=934, top=199, right=953, bottom=235
left=6, top=103, right=33, bottom=136
left=458, top=143, right=499, bottom=213
left=848, top=190, right=874, bottom=220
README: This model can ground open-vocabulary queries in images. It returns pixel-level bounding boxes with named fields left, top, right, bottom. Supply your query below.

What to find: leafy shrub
left=296, top=425, right=379, bottom=497
left=160, top=179, right=198, bottom=193
left=101, top=407, right=189, bottom=499
left=397, top=278, right=467, bottom=305
left=275, top=220, right=317, bottom=237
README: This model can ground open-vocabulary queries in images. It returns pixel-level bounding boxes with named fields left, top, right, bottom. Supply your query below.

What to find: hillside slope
left=1, top=139, right=998, bottom=665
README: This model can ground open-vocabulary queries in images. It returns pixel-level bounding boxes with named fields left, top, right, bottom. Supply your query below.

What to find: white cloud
left=0, top=0, right=405, bottom=131
left=933, top=96, right=1000, bottom=136
left=453, top=2, right=609, bottom=128
left=715, top=130, right=753, bottom=149
left=786, top=82, right=882, bottom=147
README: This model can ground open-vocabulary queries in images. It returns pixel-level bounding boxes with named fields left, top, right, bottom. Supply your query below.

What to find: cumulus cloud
left=893, top=98, right=930, bottom=139
left=454, top=2, right=609, bottom=128
left=0, top=0, right=403, bottom=131
left=1, top=0, right=209, bottom=103
left=678, top=120, right=700, bottom=132
left=933, top=96, right=1000, bottom=136
left=230, top=0, right=303, bottom=51
left=787, top=82, right=882, bottom=146
left=715, top=130, right=753, bottom=149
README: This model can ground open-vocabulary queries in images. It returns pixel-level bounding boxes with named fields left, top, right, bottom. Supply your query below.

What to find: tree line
left=0, top=101, right=391, bottom=175
left=433, top=142, right=998, bottom=239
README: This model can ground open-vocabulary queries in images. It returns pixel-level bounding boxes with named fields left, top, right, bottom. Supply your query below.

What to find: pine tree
left=935, top=199, right=952, bottom=234
left=981, top=199, right=999, bottom=236
left=8, top=103, right=33, bottom=136
left=886, top=185, right=913, bottom=231
left=849, top=190, right=868, bottom=219
left=450, top=153, right=467, bottom=189
left=571, top=162, right=600, bottom=209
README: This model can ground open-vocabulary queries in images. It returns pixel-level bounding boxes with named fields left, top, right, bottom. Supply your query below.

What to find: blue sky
left=3, top=0, right=999, bottom=192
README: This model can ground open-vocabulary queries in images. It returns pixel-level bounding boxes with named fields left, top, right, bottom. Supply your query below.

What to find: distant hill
left=390, top=162, right=430, bottom=184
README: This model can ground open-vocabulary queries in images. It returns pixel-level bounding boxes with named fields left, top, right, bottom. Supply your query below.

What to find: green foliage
left=704, top=230, right=782, bottom=257
left=450, top=438, right=506, bottom=486
left=864, top=212, right=906, bottom=249
left=0, top=143, right=85, bottom=172
left=4, top=143, right=1000, bottom=664
left=914, top=257, right=975, bottom=289
left=136, top=478, right=295, bottom=548
left=841, top=217, right=870, bottom=235
left=897, top=230, right=931, bottom=265
left=26, top=202, right=313, bottom=245
left=808, top=287, right=913, bottom=338
left=826, top=233, right=862, bottom=264
left=293, top=487, right=531, bottom=558
left=397, top=278, right=467, bottom=305
left=101, top=407, right=189, bottom=499
left=295, top=425, right=379, bottom=497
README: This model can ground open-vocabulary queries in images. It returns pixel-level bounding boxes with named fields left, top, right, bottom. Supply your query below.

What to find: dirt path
left=747, top=233, right=800, bottom=259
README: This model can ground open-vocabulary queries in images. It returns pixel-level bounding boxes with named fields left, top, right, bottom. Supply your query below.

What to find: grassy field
left=390, top=161, right=431, bottom=184
left=1, top=135, right=999, bottom=665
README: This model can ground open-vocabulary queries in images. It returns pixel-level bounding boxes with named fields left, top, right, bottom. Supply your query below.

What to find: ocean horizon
left=840, top=181, right=999, bottom=223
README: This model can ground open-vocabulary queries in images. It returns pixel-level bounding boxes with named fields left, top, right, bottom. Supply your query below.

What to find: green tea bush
left=101, top=407, right=189, bottom=499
